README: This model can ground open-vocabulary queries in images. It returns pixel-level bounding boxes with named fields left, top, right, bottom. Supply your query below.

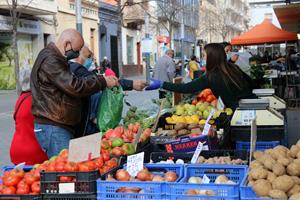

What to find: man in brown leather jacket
left=30, top=29, right=119, bottom=158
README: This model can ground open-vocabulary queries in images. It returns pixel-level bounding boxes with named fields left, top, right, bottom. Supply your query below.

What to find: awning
left=273, top=3, right=300, bottom=34
left=231, top=19, right=298, bottom=45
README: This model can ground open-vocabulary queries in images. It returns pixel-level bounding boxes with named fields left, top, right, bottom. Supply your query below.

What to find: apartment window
left=127, top=36, right=134, bottom=64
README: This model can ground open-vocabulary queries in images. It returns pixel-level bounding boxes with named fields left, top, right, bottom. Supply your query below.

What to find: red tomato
left=85, top=161, right=97, bottom=171
left=94, top=157, right=104, bottom=169
left=3, top=175, right=21, bottom=187
left=78, top=163, right=91, bottom=172
left=105, top=159, right=118, bottom=168
left=2, top=186, right=16, bottom=194
left=101, top=140, right=111, bottom=150
left=64, top=162, right=79, bottom=172
left=31, top=169, right=41, bottom=179
left=128, top=124, right=134, bottom=131
left=3, top=171, right=10, bottom=177
left=0, top=184, right=4, bottom=193
left=24, top=173, right=39, bottom=185
left=10, top=169, right=25, bottom=179
left=132, top=123, right=140, bottom=133
left=59, top=176, right=73, bottom=182
left=16, top=184, right=30, bottom=194
left=55, top=161, right=66, bottom=172
left=17, top=179, right=28, bottom=188
left=59, top=149, right=69, bottom=158
left=46, top=162, right=56, bottom=172
left=102, top=151, right=110, bottom=162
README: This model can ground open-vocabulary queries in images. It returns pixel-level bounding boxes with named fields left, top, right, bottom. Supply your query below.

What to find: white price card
left=127, top=152, right=144, bottom=177
left=202, top=123, right=211, bottom=135
left=202, top=174, right=210, bottom=184
left=191, top=142, right=203, bottom=164
left=217, top=97, right=225, bottom=110
left=59, top=183, right=75, bottom=194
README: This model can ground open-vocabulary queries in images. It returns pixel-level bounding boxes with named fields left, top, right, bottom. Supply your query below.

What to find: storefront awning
left=273, top=3, right=300, bottom=34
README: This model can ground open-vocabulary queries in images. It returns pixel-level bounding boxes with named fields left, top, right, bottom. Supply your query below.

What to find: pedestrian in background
left=188, top=55, right=200, bottom=80
left=10, top=68, right=48, bottom=165
left=154, top=49, right=176, bottom=99
left=30, top=29, right=119, bottom=158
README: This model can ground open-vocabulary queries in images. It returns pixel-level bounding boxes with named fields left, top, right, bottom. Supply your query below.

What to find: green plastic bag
left=97, top=86, right=124, bottom=132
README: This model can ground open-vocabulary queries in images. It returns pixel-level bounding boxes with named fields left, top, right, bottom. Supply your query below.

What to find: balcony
left=0, top=0, right=57, bottom=15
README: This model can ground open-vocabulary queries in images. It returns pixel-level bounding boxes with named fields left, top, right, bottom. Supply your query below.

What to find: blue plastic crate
left=240, top=174, right=273, bottom=200
left=1, top=165, right=33, bottom=176
left=97, top=163, right=184, bottom=200
left=166, top=164, right=248, bottom=200
left=236, top=141, right=280, bottom=150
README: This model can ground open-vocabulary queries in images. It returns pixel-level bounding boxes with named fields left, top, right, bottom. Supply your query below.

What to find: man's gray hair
left=19, top=67, right=31, bottom=92
left=165, top=49, right=174, bottom=55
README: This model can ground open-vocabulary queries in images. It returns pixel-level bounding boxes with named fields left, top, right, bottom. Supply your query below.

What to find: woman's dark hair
left=190, top=55, right=196, bottom=61
left=221, top=42, right=231, bottom=48
left=204, top=43, right=250, bottom=89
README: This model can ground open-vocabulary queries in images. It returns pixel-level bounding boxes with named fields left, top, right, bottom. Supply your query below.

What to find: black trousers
left=159, top=90, right=167, bottom=99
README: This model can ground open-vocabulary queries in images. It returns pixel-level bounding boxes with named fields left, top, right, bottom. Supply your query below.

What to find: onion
left=164, top=171, right=178, bottom=182
left=106, top=174, right=116, bottom=181
left=215, top=175, right=229, bottom=184
left=116, top=169, right=130, bottom=181
left=186, top=189, right=199, bottom=195
left=136, top=169, right=152, bottom=181
left=188, top=176, right=202, bottom=184
left=152, top=175, right=165, bottom=182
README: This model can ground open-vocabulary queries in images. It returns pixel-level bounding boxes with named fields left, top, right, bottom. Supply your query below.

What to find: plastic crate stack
left=236, top=141, right=280, bottom=151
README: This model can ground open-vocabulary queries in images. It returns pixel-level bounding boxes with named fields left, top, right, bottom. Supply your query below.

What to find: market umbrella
left=231, top=19, right=298, bottom=45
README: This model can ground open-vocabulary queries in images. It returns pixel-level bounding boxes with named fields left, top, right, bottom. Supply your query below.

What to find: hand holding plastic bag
left=97, top=86, right=124, bottom=132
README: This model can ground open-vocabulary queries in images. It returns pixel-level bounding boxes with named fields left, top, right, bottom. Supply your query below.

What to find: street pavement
left=0, top=76, right=157, bottom=168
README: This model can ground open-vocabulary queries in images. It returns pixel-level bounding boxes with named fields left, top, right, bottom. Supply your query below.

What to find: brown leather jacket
left=30, top=43, right=107, bottom=132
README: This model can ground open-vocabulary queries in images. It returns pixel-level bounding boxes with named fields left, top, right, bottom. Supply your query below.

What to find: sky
left=249, top=6, right=281, bottom=28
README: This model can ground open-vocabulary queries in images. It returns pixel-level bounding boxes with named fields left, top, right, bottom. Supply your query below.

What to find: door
left=127, top=36, right=134, bottom=64
left=90, top=28, right=95, bottom=54
left=110, top=36, right=119, bottom=77
left=137, top=42, right=141, bottom=65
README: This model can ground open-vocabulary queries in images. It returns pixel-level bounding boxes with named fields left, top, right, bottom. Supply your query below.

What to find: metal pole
left=145, top=14, right=151, bottom=84
left=180, top=21, right=185, bottom=76
left=75, top=0, right=82, bottom=34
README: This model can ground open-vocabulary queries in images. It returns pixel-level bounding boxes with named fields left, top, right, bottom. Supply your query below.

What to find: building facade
left=197, top=0, right=249, bottom=43
left=0, top=0, right=57, bottom=89
left=56, top=0, right=100, bottom=61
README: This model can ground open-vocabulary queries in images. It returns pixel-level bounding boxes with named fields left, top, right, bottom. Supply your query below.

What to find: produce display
left=154, top=156, right=246, bottom=165
left=248, top=140, right=300, bottom=199
left=0, top=149, right=119, bottom=195
left=187, top=175, right=236, bottom=184
left=101, top=123, right=151, bottom=156
left=123, top=106, right=155, bottom=129
left=192, top=88, right=217, bottom=106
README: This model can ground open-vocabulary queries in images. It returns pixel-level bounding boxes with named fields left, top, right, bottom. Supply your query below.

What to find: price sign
left=217, top=97, right=225, bottom=110
left=202, top=174, right=210, bottom=184
left=191, top=142, right=203, bottom=164
left=127, top=152, right=144, bottom=177
left=59, top=183, right=75, bottom=194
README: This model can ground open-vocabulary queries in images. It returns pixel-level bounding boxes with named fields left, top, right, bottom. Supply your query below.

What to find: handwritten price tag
left=127, top=152, right=144, bottom=177
left=191, top=142, right=203, bottom=164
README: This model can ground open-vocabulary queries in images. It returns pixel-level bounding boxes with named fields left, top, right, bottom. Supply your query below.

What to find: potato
left=250, top=167, right=268, bottom=180
left=257, top=154, right=273, bottom=164
left=296, top=151, right=300, bottom=159
left=248, top=180, right=255, bottom=187
left=278, top=156, right=291, bottom=167
left=264, top=157, right=276, bottom=170
left=296, top=140, right=300, bottom=148
left=174, top=123, right=187, bottom=131
left=265, top=149, right=279, bottom=160
left=274, top=145, right=289, bottom=155
left=272, top=175, right=295, bottom=192
left=253, top=179, right=272, bottom=197
left=177, top=129, right=189, bottom=136
left=196, top=156, right=205, bottom=164
left=288, top=185, right=300, bottom=197
left=253, top=151, right=264, bottom=160
left=269, top=189, right=288, bottom=199
left=187, top=123, right=198, bottom=130
left=267, top=172, right=277, bottom=182
left=167, top=130, right=177, bottom=136
left=292, top=176, right=300, bottom=185
left=215, top=175, right=229, bottom=184
left=272, top=163, right=286, bottom=176
left=289, top=145, right=300, bottom=158
left=287, top=162, right=300, bottom=176
left=250, top=160, right=263, bottom=169
left=290, top=193, right=300, bottom=200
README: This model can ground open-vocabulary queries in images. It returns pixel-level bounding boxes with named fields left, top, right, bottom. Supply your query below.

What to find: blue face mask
left=201, top=60, right=207, bottom=67
left=83, top=58, right=93, bottom=69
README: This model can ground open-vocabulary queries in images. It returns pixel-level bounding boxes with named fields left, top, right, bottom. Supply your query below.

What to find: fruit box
left=166, top=164, right=247, bottom=200
left=96, top=163, right=184, bottom=200
left=0, top=165, right=42, bottom=200
left=164, top=135, right=210, bottom=153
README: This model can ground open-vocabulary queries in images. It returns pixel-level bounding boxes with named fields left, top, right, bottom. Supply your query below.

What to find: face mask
left=226, top=53, right=231, bottom=61
left=201, top=60, right=207, bottom=66
left=83, top=58, right=93, bottom=69
left=65, top=43, right=80, bottom=60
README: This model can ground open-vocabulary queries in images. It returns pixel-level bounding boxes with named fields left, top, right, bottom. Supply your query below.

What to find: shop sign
left=0, top=15, right=41, bottom=34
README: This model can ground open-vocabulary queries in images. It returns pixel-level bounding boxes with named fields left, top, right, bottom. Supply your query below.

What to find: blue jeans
left=34, top=123, right=73, bottom=158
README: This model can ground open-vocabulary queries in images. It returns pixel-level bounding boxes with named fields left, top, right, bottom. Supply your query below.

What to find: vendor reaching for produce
left=146, top=43, right=256, bottom=109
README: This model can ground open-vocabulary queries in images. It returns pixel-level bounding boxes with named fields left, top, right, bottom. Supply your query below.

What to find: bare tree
left=6, top=0, right=33, bottom=94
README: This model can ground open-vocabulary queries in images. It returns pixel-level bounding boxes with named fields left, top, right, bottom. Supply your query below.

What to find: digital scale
left=230, top=98, right=285, bottom=141
left=252, top=89, right=286, bottom=111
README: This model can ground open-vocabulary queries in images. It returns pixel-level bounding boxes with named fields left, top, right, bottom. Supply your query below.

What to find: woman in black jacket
left=147, top=43, right=256, bottom=109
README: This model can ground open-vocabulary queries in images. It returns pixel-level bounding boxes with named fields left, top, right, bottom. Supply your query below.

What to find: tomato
left=3, top=175, right=21, bottom=187
left=24, top=173, right=39, bottom=185
left=132, top=123, right=140, bottom=133
left=0, top=184, right=4, bottom=193
left=17, top=179, right=29, bottom=188
left=59, top=176, right=73, bottom=182
left=206, top=95, right=215, bottom=103
left=94, top=157, right=104, bottom=169
left=16, top=184, right=30, bottom=194
left=101, top=140, right=111, bottom=150
left=3, top=171, right=10, bottom=177
left=59, top=149, right=69, bottom=158
left=55, top=161, right=66, bottom=172
left=78, top=163, right=91, bottom=172
left=10, top=168, right=25, bottom=179
left=114, top=126, right=124, bottom=135
left=102, top=151, right=110, bottom=162
left=46, top=162, right=56, bottom=172
left=105, top=159, right=118, bottom=168
left=56, top=156, right=67, bottom=163
left=127, top=124, right=134, bottom=131
left=31, top=169, right=41, bottom=179
left=31, top=181, right=41, bottom=193
left=64, top=162, right=79, bottom=172
left=2, top=186, right=16, bottom=194
left=111, top=147, right=125, bottom=156
left=85, top=161, right=97, bottom=171
left=100, top=165, right=111, bottom=174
